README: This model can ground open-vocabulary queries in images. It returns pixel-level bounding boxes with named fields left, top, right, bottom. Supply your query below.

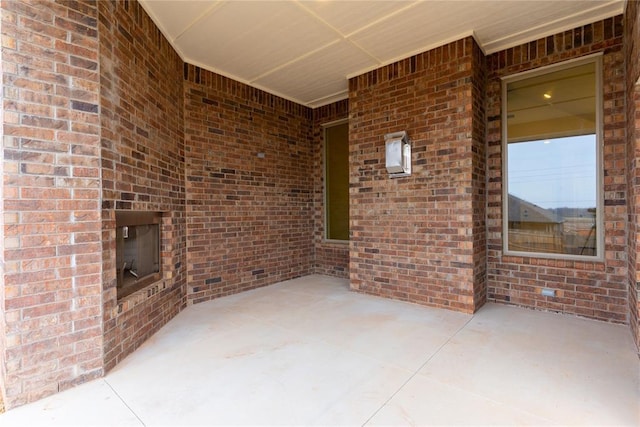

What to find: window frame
left=323, top=118, right=350, bottom=243
left=501, top=54, right=604, bottom=261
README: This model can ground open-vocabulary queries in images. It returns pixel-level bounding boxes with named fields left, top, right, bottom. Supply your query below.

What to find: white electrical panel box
left=385, top=131, right=411, bottom=178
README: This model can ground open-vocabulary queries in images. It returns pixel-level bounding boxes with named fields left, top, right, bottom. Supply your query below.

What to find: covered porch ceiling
left=139, top=0, right=624, bottom=107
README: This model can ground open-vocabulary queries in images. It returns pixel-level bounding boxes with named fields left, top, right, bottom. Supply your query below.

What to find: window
left=502, top=56, right=602, bottom=259
left=324, top=121, right=349, bottom=241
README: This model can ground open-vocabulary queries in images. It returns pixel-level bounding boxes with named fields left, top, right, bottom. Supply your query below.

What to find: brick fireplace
left=0, top=0, right=320, bottom=408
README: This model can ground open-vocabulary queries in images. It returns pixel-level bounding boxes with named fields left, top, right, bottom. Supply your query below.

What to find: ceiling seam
left=291, top=0, right=382, bottom=67
left=344, top=39, right=383, bottom=67
left=248, top=39, right=343, bottom=83
left=293, top=0, right=348, bottom=39
left=291, top=0, right=384, bottom=71
left=292, top=0, right=425, bottom=66
left=173, top=0, right=227, bottom=43
left=341, top=0, right=422, bottom=39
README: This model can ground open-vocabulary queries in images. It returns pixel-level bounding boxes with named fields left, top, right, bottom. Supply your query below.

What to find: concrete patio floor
left=1, top=274, right=638, bottom=426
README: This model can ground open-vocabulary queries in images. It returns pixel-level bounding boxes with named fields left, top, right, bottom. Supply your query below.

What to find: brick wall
left=0, top=0, right=103, bottom=408
left=624, top=0, right=640, bottom=350
left=313, top=100, right=350, bottom=278
left=471, top=43, right=487, bottom=308
left=184, top=65, right=314, bottom=303
left=98, top=1, right=187, bottom=371
left=486, top=17, right=629, bottom=323
left=348, top=37, right=486, bottom=313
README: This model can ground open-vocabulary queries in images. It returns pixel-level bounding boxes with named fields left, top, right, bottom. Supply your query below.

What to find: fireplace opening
left=116, top=211, right=162, bottom=299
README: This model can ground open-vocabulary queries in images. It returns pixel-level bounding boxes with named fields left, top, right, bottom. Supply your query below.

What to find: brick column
left=0, top=0, right=103, bottom=408
left=348, top=37, right=486, bottom=313
left=624, top=0, right=640, bottom=350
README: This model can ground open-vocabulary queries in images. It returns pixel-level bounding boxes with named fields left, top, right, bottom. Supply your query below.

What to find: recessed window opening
left=116, top=211, right=162, bottom=299
left=324, top=121, right=349, bottom=241
left=502, top=56, right=603, bottom=259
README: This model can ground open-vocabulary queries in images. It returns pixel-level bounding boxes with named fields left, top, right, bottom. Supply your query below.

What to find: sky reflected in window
left=508, top=135, right=596, bottom=209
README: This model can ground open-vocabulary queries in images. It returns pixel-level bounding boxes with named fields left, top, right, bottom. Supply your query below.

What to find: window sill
left=322, top=239, right=349, bottom=245
left=502, top=250, right=605, bottom=265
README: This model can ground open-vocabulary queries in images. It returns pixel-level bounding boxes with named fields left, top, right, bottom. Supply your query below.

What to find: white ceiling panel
left=138, top=0, right=624, bottom=108
left=176, top=1, right=340, bottom=82
left=349, top=1, right=479, bottom=64
left=254, top=40, right=379, bottom=106
left=141, top=0, right=221, bottom=41
left=297, top=0, right=417, bottom=38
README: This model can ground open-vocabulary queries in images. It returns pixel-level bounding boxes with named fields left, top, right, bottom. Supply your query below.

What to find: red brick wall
left=624, top=0, right=640, bottom=350
left=348, top=37, right=486, bottom=313
left=184, top=65, right=314, bottom=303
left=98, top=1, right=187, bottom=371
left=471, top=43, right=488, bottom=308
left=486, top=17, right=629, bottom=323
left=0, top=0, right=103, bottom=408
left=313, top=100, right=350, bottom=278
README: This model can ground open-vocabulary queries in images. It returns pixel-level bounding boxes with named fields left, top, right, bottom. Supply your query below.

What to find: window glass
left=504, top=59, right=600, bottom=257
left=325, top=122, right=349, bottom=241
